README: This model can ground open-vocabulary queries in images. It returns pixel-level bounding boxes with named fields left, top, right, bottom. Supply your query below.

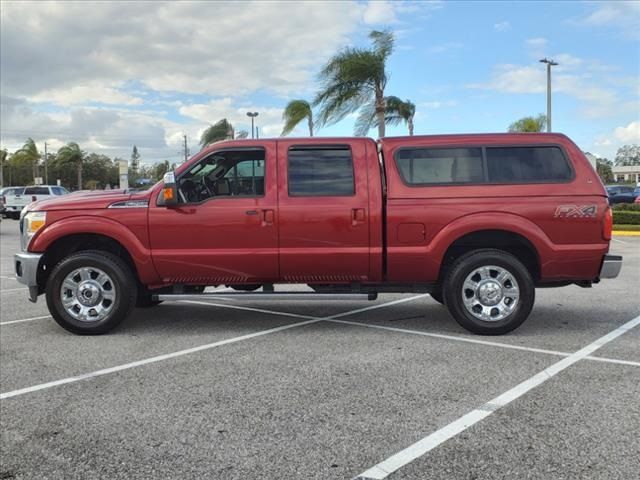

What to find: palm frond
left=281, top=100, right=313, bottom=136
left=201, top=119, right=234, bottom=146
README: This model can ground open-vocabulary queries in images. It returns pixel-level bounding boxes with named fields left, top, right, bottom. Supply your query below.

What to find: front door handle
left=352, top=208, right=366, bottom=226
left=262, top=209, right=274, bottom=226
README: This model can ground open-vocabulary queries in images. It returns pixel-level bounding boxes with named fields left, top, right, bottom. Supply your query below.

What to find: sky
left=1, top=0, right=639, bottom=168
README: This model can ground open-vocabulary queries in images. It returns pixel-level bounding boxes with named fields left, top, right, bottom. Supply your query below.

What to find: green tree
left=57, top=142, right=85, bottom=190
left=355, top=96, right=416, bottom=136
left=596, top=158, right=613, bottom=183
left=315, top=30, right=395, bottom=137
left=614, top=144, right=640, bottom=166
left=508, top=115, right=547, bottom=133
left=0, top=148, right=7, bottom=187
left=13, top=138, right=40, bottom=182
left=281, top=100, right=314, bottom=136
left=200, top=119, right=248, bottom=146
left=130, top=145, right=140, bottom=174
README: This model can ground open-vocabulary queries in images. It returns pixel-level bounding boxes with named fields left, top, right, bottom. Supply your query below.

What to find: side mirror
left=162, top=172, right=178, bottom=207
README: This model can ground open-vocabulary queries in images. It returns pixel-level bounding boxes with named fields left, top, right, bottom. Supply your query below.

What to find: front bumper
left=599, top=254, right=622, bottom=279
left=14, top=252, right=43, bottom=302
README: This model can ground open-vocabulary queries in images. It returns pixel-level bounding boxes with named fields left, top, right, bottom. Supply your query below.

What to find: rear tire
left=46, top=250, right=137, bottom=334
left=443, top=249, right=534, bottom=335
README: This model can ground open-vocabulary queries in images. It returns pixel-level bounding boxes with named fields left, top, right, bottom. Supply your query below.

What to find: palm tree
left=200, top=119, right=249, bottom=147
left=508, top=115, right=547, bottom=133
left=281, top=100, right=314, bottom=136
left=14, top=138, right=40, bottom=181
left=354, top=96, right=416, bottom=136
left=315, top=30, right=394, bottom=137
left=57, top=142, right=85, bottom=190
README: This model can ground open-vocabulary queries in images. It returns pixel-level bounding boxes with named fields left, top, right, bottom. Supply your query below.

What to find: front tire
left=46, top=251, right=137, bottom=335
left=443, top=249, right=534, bottom=335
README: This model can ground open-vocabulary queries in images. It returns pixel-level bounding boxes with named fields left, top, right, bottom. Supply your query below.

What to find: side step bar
left=155, top=292, right=378, bottom=302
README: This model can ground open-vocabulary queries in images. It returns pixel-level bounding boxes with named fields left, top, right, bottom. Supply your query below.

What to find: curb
left=612, top=231, right=640, bottom=236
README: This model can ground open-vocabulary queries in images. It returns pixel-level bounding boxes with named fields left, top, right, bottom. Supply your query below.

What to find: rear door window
left=288, top=146, right=355, bottom=196
left=486, top=146, right=572, bottom=183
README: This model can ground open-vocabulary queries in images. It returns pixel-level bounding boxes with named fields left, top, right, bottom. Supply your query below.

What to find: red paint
left=28, top=133, right=610, bottom=289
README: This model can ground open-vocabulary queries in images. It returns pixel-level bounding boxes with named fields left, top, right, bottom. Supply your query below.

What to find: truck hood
left=28, top=189, right=151, bottom=212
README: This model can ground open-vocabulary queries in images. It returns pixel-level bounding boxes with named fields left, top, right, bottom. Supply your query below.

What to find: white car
left=3, top=185, right=69, bottom=219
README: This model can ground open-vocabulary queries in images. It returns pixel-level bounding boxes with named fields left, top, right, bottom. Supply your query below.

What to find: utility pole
left=44, top=141, right=49, bottom=184
left=183, top=134, right=189, bottom=163
left=539, top=58, right=558, bottom=132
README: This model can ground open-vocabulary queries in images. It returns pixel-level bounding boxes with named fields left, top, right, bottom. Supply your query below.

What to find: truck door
left=276, top=140, right=371, bottom=283
left=148, top=143, right=279, bottom=284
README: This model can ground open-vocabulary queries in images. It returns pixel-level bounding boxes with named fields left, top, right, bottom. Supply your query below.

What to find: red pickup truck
left=15, top=133, right=621, bottom=335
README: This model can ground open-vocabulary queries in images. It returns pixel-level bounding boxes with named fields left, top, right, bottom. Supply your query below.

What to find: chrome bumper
left=599, top=254, right=622, bottom=279
left=14, top=252, right=43, bottom=302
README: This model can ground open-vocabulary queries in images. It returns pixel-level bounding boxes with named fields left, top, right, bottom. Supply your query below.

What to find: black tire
left=136, top=294, right=163, bottom=308
left=46, top=250, right=137, bottom=335
left=430, top=289, right=445, bottom=305
left=443, top=249, right=535, bottom=335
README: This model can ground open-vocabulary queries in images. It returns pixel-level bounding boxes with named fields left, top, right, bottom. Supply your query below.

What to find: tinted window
left=24, top=187, right=50, bottom=195
left=288, top=146, right=355, bottom=196
left=486, top=146, right=572, bottom=183
left=8, top=188, right=25, bottom=195
left=52, top=187, right=68, bottom=195
left=178, top=149, right=265, bottom=203
left=395, top=148, right=483, bottom=185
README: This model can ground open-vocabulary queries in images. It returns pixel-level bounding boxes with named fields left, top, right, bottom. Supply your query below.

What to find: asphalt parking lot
left=0, top=218, right=638, bottom=480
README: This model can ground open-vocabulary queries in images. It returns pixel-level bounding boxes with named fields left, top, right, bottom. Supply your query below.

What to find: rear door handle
left=262, top=209, right=274, bottom=226
left=352, top=208, right=366, bottom=225
left=245, top=210, right=259, bottom=215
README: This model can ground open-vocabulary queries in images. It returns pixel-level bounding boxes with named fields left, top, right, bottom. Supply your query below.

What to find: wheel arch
left=32, top=216, right=161, bottom=291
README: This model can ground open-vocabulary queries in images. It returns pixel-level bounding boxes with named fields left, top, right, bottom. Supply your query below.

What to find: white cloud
left=0, top=1, right=363, bottom=100
left=526, top=37, right=548, bottom=48
left=363, top=0, right=399, bottom=24
left=493, top=21, right=511, bottom=32
left=614, top=121, right=640, bottom=143
left=31, top=84, right=144, bottom=107
left=467, top=49, right=636, bottom=119
left=571, top=2, right=640, bottom=39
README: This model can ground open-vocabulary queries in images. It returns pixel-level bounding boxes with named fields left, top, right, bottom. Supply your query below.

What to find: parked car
left=0, top=195, right=4, bottom=222
left=15, top=133, right=621, bottom=336
left=4, top=185, right=69, bottom=219
left=1, top=186, right=26, bottom=218
left=606, top=185, right=636, bottom=204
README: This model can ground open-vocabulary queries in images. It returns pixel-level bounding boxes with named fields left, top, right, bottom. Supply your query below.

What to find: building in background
left=612, top=165, right=640, bottom=184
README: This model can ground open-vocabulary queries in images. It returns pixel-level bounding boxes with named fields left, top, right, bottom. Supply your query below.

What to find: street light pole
left=246, top=112, right=259, bottom=139
left=539, top=58, right=558, bottom=132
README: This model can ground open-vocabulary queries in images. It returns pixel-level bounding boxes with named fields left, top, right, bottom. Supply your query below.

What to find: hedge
left=612, top=203, right=640, bottom=212
left=613, top=210, right=640, bottom=225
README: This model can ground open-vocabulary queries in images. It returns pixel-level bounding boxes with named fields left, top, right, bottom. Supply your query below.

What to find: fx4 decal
left=554, top=205, right=597, bottom=218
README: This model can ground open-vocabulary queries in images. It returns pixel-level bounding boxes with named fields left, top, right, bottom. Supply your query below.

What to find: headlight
left=21, top=211, right=46, bottom=251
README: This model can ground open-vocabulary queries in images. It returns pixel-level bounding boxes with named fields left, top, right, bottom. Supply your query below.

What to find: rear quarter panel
left=380, top=134, right=609, bottom=282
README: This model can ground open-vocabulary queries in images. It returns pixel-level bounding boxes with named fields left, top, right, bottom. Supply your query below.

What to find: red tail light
left=32, top=196, right=37, bottom=202
left=603, top=206, right=612, bottom=241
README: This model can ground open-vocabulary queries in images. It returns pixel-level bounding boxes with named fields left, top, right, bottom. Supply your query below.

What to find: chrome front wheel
left=46, top=251, right=137, bottom=335
left=60, top=267, right=116, bottom=322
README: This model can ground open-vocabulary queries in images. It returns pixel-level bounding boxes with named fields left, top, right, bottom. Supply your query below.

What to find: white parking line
left=327, top=319, right=640, bottom=367
left=0, top=315, right=50, bottom=326
left=0, top=318, right=322, bottom=400
left=0, top=295, right=426, bottom=400
left=354, top=314, right=640, bottom=480
left=0, top=287, right=25, bottom=293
